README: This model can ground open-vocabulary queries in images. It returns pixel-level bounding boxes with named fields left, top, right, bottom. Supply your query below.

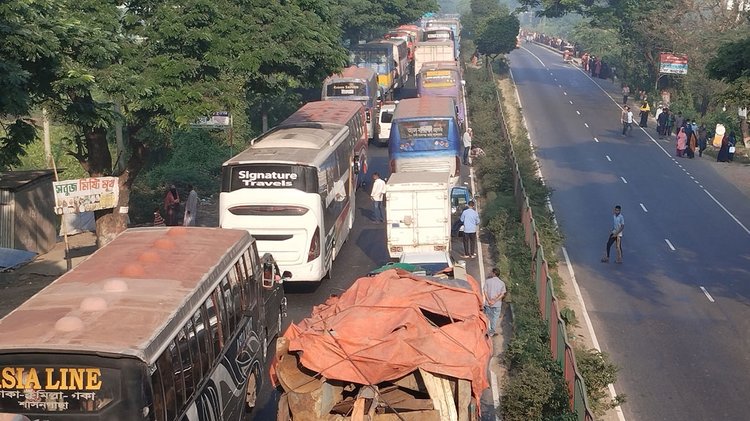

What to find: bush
left=575, top=348, right=626, bottom=415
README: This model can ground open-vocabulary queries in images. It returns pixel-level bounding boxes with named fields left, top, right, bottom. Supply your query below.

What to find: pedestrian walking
left=666, top=110, right=675, bottom=137
left=462, top=127, right=473, bottom=165
left=717, top=133, right=731, bottom=162
left=657, top=107, right=668, bottom=138
left=460, top=201, right=480, bottom=258
left=601, top=205, right=624, bottom=264
left=621, top=106, right=633, bottom=136
left=183, top=184, right=198, bottom=226
left=676, top=127, right=687, bottom=157
left=687, top=128, right=697, bottom=159
left=163, top=184, right=180, bottom=226
left=622, top=84, right=630, bottom=104
left=483, top=268, right=507, bottom=337
left=728, top=131, right=737, bottom=161
left=370, top=172, right=386, bottom=222
left=638, top=101, right=650, bottom=127
left=697, top=123, right=708, bottom=157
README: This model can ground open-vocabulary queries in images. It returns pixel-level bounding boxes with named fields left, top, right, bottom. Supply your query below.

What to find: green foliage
left=575, top=348, right=626, bottom=415
left=333, top=0, right=438, bottom=43
left=476, top=14, right=521, bottom=59
left=559, top=307, right=577, bottom=328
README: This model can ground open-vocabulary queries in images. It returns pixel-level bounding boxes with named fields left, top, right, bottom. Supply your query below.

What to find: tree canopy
left=476, top=14, right=521, bottom=59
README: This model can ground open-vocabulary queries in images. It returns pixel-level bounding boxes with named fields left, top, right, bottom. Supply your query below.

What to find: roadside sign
left=191, top=112, right=232, bottom=129
left=659, top=53, right=688, bottom=75
left=52, top=177, right=119, bottom=215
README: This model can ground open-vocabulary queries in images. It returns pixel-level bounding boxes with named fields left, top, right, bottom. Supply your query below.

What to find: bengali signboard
left=659, top=53, right=688, bottom=75
left=191, top=111, right=231, bottom=129
left=52, top=177, right=119, bottom=215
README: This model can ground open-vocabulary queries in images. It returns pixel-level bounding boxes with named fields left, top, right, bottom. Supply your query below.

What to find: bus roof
left=392, top=97, right=456, bottom=120
left=325, top=66, right=376, bottom=83
left=351, top=43, right=393, bottom=55
left=0, top=227, right=251, bottom=363
left=224, top=124, right=346, bottom=166
left=419, top=61, right=460, bottom=72
left=416, top=40, right=454, bottom=47
left=280, top=100, right=363, bottom=128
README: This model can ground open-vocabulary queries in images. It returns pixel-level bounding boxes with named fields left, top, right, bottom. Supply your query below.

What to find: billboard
left=191, top=111, right=231, bottom=129
left=659, top=53, right=688, bottom=75
left=53, top=177, right=119, bottom=215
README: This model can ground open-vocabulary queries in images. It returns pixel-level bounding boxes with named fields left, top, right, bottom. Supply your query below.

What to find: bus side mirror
left=281, top=270, right=292, bottom=283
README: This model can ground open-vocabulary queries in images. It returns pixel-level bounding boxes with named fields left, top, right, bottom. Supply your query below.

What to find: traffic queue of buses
left=0, top=14, right=463, bottom=421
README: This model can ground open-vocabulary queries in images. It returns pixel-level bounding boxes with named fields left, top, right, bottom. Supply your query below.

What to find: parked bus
left=0, top=227, right=290, bottom=421
left=220, top=101, right=366, bottom=282
left=349, top=43, right=396, bottom=100
left=417, top=62, right=465, bottom=124
left=388, top=97, right=462, bottom=181
left=384, top=30, right=416, bottom=63
left=322, top=66, right=381, bottom=143
left=370, top=39, right=409, bottom=88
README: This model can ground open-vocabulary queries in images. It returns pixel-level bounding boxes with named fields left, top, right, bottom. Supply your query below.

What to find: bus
left=388, top=97, right=462, bottom=181
left=220, top=101, right=366, bottom=282
left=322, top=66, right=381, bottom=143
left=422, top=27, right=458, bottom=59
left=384, top=29, right=416, bottom=63
left=370, top=39, right=409, bottom=88
left=417, top=62, right=465, bottom=124
left=0, top=227, right=290, bottom=421
left=349, top=43, right=396, bottom=100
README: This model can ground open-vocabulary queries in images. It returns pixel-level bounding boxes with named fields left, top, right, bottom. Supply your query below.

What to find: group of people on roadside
left=154, top=184, right=199, bottom=227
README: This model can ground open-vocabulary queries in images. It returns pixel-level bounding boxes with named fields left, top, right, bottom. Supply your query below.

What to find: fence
left=488, top=64, right=595, bottom=421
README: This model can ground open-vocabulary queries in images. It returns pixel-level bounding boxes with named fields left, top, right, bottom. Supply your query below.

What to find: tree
left=332, top=0, right=438, bottom=43
left=476, top=14, right=521, bottom=59
left=707, top=37, right=750, bottom=143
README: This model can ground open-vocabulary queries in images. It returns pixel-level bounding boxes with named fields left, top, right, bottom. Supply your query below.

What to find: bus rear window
left=222, top=164, right=318, bottom=193
left=0, top=365, right=120, bottom=413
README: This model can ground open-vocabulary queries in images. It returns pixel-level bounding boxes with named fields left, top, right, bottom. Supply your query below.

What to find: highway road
left=509, top=42, right=750, bottom=420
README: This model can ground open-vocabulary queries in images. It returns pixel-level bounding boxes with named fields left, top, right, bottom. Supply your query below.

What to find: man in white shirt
left=621, top=106, right=633, bottom=136
left=370, top=172, right=386, bottom=222
left=602, top=205, right=624, bottom=263
left=462, top=128, right=473, bottom=165
left=484, top=268, right=507, bottom=336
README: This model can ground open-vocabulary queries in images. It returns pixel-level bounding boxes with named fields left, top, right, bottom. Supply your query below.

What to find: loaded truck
left=413, top=40, right=456, bottom=76
left=385, top=171, right=451, bottom=259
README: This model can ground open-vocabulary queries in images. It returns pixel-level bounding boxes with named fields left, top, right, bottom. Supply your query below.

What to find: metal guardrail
left=486, top=62, right=596, bottom=421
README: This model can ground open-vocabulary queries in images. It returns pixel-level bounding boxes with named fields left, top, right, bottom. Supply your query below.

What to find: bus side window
left=186, top=318, right=203, bottom=388
left=214, top=286, right=231, bottom=344
left=206, top=293, right=223, bottom=354
left=220, top=277, right=236, bottom=334
left=156, top=348, right=178, bottom=421
left=243, top=254, right=258, bottom=311
left=192, top=309, right=210, bottom=377
left=229, top=262, right=244, bottom=315
left=150, top=365, right=166, bottom=421
left=169, top=341, right=185, bottom=416
left=176, top=327, right=194, bottom=401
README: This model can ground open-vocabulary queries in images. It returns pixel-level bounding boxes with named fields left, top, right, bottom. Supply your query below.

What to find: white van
left=377, top=101, right=397, bottom=146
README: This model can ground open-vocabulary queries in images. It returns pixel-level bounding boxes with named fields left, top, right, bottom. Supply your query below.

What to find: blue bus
left=388, top=97, right=462, bottom=180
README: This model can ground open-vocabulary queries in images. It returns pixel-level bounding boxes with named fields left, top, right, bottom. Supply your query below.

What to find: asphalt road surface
left=509, top=43, right=750, bottom=420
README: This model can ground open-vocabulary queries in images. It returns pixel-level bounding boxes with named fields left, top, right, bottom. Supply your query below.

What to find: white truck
left=385, top=172, right=451, bottom=259
left=413, top=40, right=456, bottom=76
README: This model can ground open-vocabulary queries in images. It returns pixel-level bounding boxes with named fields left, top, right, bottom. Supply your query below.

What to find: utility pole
left=42, top=108, right=52, bottom=168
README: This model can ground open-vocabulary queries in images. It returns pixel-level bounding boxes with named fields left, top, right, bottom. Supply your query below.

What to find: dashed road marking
left=585, top=123, right=589, bottom=128
left=576, top=110, right=581, bottom=115
left=665, top=239, right=676, bottom=251
left=620, top=176, right=628, bottom=184
left=564, top=91, right=568, bottom=95
left=700, top=286, right=715, bottom=303
left=594, top=137, right=599, bottom=142
left=606, top=155, right=611, bottom=161
left=569, top=100, right=573, bottom=105
left=640, top=203, right=648, bottom=212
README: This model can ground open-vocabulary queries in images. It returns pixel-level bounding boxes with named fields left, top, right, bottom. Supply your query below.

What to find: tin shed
left=0, top=170, right=58, bottom=254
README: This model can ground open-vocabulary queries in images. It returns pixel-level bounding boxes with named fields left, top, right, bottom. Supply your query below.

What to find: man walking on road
left=602, top=205, right=625, bottom=263
left=370, top=172, right=386, bottom=223
left=460, top=201, right=479, bottom=258
left=483, top=268, right=506, bottom=337
left=621, top=106, right=633, bottom=136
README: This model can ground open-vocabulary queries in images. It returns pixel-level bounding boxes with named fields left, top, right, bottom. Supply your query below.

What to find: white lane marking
left=606, top=155, right=611, bottom=161
left=562, top=247, right=627, bottom=421
left=558, top=84, right=562, bottom=88
left=550, top=72, right=554, bottom=75
left=640, top=203, right=648, bottom=212
left=594, top=137, right=599, bottom=142
left=564, top=91, right=568, bottom=95
left=585, top=123, right=589, bottom=128
left=569, top=100, right=573, bottom=105
left=703, top=189, right=750, bottom=235
left=576, top=110, right=581, bottom=115
left=554, top=78, right=558, bottom=81
left=700, top=286, right=716, bottom=303
left=491, top=370, right=501, bottom=416
left=620, top=177, right=628, bottom=184
left=665, top=239, right=676, bottom=250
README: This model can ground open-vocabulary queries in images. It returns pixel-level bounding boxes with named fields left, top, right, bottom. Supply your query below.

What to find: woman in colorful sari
left=676, top=127, right=687, bottom=157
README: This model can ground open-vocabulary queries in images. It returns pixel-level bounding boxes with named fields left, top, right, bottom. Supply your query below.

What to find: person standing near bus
left=370, top=172, right=386, bottom=222
left=462, top=127, right=473, bottom=165
left=460, top=201, right=480, bottom=258
left=183, top=184, right=198, bottom=226
left=163, top=184, right=180, bottom=226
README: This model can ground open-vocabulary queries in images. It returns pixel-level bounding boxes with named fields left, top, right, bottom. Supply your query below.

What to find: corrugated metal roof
left=0, top=170, right=56, bottom=191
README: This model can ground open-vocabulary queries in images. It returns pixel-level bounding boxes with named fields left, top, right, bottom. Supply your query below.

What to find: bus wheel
left=245, top=367, right=260, bottom=412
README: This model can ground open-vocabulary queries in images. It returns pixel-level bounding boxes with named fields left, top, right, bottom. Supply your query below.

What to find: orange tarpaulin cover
left=274, top=269, right=491, bottom=401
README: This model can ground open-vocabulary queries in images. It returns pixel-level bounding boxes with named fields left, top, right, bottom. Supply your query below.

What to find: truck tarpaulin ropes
left=417, top=61, right=465, bottom=124
left=220, top=101, right=366, bottom=282
left=385, top=172, right=451, bottom=259
left=0, top=227, right=290, bottom=421
left=388, top=97, right=462, bottom=180
left=322, top=66, right=380, bottom=143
